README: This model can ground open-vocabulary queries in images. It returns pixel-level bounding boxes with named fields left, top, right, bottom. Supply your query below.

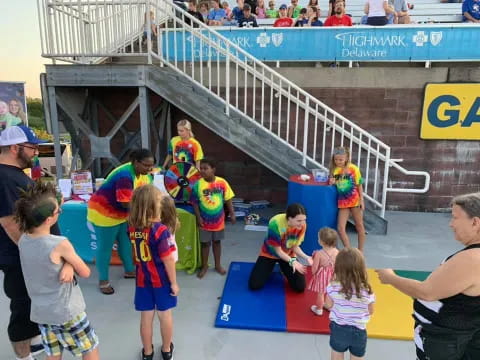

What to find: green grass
left=28, top=115, right=46, bottom=130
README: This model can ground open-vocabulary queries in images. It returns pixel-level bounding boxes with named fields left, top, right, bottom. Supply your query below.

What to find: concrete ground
left=0, top=210, right=460, bottom=360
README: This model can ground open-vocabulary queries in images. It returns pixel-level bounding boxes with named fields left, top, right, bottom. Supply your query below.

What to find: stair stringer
left=145, top=66, right=309, bottom=180
left=145, top=65, right=387, bottom=234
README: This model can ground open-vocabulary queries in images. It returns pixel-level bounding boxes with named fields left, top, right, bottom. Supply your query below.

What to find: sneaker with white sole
left=311, top=305, right=323, bottom=316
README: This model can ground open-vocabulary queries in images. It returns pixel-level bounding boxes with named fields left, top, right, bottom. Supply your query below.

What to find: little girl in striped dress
left=308, top=227, right=339, bottom=316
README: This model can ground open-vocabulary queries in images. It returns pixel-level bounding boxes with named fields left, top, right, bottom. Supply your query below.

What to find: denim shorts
left=329, top=321, right=367, bottom=357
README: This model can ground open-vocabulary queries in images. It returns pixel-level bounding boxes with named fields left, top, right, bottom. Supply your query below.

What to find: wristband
left=288, top=257, right=297, bottom=267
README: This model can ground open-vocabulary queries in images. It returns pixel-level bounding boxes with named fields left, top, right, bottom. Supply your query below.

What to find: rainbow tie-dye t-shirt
left=87, top=162, right=152, bottom=227
left=333, top=163, right=363, bottom=209
left=168, top=136, right=204, bottom=164
left=191, top=177, right=234, bottom=231
left=259, top=214, right=306, bottom=259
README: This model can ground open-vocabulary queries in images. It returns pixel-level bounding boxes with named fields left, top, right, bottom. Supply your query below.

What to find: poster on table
left=0, top=81, right=27, bottom=130
left=71, top=170, right=94, bottom=195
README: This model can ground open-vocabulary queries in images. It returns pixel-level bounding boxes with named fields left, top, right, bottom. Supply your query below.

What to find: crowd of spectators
left=180, top=0, right=473, bottom=27
left=183, top=0, right=352, bottom=27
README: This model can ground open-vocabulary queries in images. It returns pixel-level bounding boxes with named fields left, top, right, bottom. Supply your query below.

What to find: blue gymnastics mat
left=215, top=262, right=286, bottom=332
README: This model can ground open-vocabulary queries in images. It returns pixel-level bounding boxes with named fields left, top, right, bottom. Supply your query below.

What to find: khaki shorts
left=199, top=229, right=225, bottom=243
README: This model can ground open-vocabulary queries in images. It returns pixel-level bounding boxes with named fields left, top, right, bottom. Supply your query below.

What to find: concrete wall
left=307, top=87, right=480, bottom=211
left=170, top=67, right=480, bottom=211
left=171, top=107, right=289, bottom=204
left=69, top=66, right=480, bottom=211
left=84, top=87, right=289, bottom=204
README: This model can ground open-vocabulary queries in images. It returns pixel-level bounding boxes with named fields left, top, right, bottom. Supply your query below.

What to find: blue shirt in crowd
left=463, top=0, right=480, bottom=21
left=208, top=8, right=227, bottom=21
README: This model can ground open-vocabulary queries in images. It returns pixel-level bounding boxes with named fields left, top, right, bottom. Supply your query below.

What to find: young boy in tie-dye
left=191, top=158, right=236, bottom=279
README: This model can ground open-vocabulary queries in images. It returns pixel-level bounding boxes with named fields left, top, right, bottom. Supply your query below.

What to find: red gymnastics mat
left=215, top=262, right=428, bottom=340
left=285, top=270, right=331, bottom=334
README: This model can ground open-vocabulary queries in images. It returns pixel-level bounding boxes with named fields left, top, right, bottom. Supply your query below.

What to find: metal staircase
left=37, top=0, right=430, bottom=234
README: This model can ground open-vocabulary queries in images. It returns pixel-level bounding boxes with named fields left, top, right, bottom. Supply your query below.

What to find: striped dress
left=307, top=249, right=337, bottom=294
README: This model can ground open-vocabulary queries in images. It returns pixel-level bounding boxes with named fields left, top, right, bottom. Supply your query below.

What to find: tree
left=27, top=97, right=46, bottom=130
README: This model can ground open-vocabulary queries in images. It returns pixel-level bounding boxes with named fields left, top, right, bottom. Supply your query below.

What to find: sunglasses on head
left=333, top=148, right=347, bottom=155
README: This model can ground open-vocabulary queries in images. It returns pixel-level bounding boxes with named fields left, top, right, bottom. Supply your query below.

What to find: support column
left=139, top=86, right=150, bottom=149
left=89, top=97, right=101, bottom=177
left=47, top=86, right=63, bottom=179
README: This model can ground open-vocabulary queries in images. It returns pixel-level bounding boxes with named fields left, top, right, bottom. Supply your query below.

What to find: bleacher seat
left=230, top=0, right=463, bottom=24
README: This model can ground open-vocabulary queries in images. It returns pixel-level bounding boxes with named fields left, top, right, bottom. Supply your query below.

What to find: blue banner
left=161, top=26, right=480, bottom=62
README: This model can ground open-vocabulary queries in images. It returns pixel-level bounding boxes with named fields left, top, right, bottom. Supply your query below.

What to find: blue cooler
left=287, top=175, right=338, bottom=255
left=58, top=201, right=95, bottom=262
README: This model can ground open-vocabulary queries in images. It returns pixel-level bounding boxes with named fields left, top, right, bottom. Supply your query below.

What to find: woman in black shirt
left=377, top=192, right=480, bottom=360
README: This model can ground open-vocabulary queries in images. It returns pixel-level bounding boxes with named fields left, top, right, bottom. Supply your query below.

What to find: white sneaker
left=311, top=305, right=323, bottom=316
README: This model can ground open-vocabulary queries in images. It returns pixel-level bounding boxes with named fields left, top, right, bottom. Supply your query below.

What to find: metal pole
left=302, top=97, right=310, bottom=167
left=381, top=147, right=391, bottom=218
left=225, top=45, right=230, bottom=116
left=139, top=86, right=150, bottom=148
left=47, top=86, right=64, bottom=179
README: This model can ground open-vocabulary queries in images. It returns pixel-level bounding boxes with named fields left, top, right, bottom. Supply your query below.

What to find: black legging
left=248, top=256, right=306, bottom=293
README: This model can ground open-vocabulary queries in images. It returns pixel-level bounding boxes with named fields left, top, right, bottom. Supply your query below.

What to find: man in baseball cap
left=274, top=4, right=294, bottom=26
left=0, top=125, right=51, bottom=359
left=0, top=125, right=45, bottom=169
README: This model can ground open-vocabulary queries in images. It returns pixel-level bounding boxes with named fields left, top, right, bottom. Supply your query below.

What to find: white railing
left=37, top=0, right=165, bottom=62
left=37, top=0, right=430, bottom=217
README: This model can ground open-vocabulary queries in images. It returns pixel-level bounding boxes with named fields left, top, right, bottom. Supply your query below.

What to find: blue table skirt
left=287, top=176, right=338, bottom=255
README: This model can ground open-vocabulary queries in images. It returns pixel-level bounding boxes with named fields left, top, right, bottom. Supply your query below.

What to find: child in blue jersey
left=128, top=185, right=179, bottom=360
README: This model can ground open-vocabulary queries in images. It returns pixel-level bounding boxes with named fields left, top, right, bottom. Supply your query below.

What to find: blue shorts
left=135, top=286, right=177, bottom=312
left=329, top=321, right=367, bottom=357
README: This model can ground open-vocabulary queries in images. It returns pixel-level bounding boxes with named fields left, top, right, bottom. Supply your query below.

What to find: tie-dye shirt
left=327, top=281, right=375, bottom=330
left=87, top=162, right=152, bottom=227
left=168, top=136, right=204, bottom=164
left=128, top=222, right=176, bottom=288
left=259, top=214, right=306, bottom=259
left=333, top=164, right=364, bottom=208
left=191, top=177, right=234, bottom=231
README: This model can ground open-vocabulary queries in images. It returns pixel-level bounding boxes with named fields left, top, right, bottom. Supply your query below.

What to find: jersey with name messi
left=87, top=162, right=152, bottom=226
left=259, top=213, right=306, bottom=259
left=168, top=136, right=204, bottom=164
left=191, top=177, right=234, bottom=231
left=128, top=222, right=176, bottom=289
left=333, top=163, right=363, bottom=208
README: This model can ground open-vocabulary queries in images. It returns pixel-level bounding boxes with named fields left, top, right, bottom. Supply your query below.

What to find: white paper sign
left=153, top=174, right=168, bottom=194
left=58, top=179, right=72, bottom=199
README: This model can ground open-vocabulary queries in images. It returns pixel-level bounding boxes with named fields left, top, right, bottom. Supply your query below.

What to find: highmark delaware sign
left=162, top=26, right=480, bottom=62
left=420, top=84, right=480, bottom=140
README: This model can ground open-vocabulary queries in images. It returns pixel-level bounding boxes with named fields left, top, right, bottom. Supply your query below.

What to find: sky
left=1, top=1, right=46, bottom=99
left=0, top=0, right=319, bottom=100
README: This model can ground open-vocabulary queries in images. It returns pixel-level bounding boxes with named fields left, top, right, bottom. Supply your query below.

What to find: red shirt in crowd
left=274, top=17, right=294, bottom=27
left=323, top=15, right=353, bottom=26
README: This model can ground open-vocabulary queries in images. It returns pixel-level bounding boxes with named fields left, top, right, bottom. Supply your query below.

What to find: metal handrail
left=37, top=0, right=431, bottom=217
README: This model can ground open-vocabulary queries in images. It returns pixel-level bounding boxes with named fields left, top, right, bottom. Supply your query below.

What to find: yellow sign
left=420, top=83, right=480, bottom=140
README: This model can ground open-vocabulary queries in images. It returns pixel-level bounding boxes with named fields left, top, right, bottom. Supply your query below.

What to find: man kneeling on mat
left=249, top=203, right=313, bottom=292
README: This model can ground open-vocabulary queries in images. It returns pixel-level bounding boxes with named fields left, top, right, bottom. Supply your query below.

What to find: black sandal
left=99, top=282, right=115, bottom=295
